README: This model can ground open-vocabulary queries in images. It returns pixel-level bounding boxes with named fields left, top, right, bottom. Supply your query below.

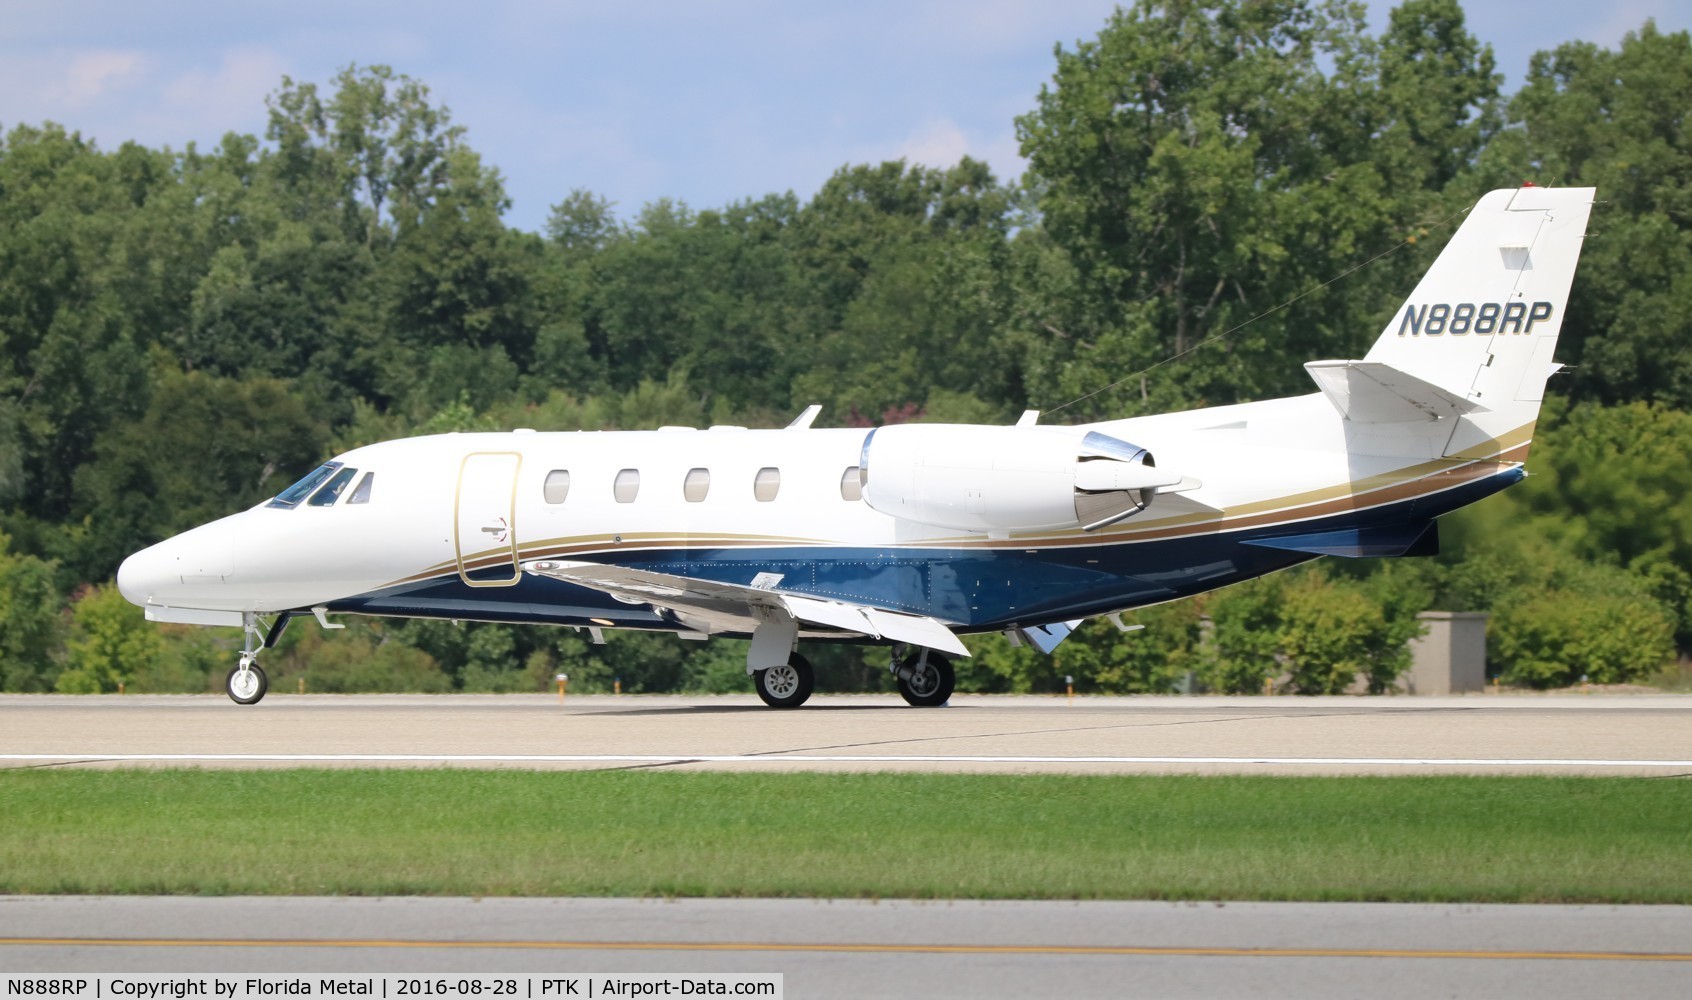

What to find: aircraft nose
left=117, top=518, right=240, bottom=609
left=117, top=541, right=174, bottom=608
left=116, top=544, right=151, bottom=605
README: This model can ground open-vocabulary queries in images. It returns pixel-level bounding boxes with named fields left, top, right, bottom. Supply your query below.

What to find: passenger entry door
left=455, top=452, right=522, bottom=587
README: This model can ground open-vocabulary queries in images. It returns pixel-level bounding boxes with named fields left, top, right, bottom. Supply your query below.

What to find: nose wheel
left=227, top=613, right=270, bottom=705
left=227, top=657, right=268, bottom=705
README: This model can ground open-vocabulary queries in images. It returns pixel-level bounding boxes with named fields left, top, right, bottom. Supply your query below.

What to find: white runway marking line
left=4, top=753, right=1692, bottom=767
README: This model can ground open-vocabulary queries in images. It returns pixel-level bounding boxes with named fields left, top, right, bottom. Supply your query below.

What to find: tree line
left=2, top=0, right=1689, bottom=695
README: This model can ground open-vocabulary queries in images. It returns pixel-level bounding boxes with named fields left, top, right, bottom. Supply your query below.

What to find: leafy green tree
left=268, top=619, right=451, bottom=694
left=1492, top=591, right=1675, bottom=688
left=0, top=126, right=168, bottom=522
left=546, top=188, right=619, bottom=254
left=1083, top=600, right=1205, bottom=693
left=56, top=584, right=160, bottom=693
left=1433, top=400, right=1692, bottom=652
left=1478, top=21, right=1692, bottom=409
left=0, top=531, right=63, bottom=691
left=380, top=147, right=537, bottom=411
left=1277, top=570, right=1414, bottom=694
left=1202, top=576, right=1286, bottom=693
left=1015, top=0, right=1498, bottom=417
left=5, top=37, right=1690, bottom=695
left=266, top=64, right=465, bottom=247
left=71, top=365, right=328, bottom=578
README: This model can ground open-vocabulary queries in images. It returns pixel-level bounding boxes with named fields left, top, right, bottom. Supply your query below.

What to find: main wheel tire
left=226, top=663, right=268, bottom=705
left=754, top=654, right=814, bottom=709
left=897, top=652, right=954, bottom=707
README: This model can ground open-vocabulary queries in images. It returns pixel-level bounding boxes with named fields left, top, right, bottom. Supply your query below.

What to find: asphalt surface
left=6, top=694, right=1690, bottom=997
left=2, top=692, right=1691, bottom=774
left=2, top=897, right=1689, bottom=999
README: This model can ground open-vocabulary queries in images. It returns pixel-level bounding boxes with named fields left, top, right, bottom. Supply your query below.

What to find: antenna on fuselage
left=785, top=404, right=823, bottom=430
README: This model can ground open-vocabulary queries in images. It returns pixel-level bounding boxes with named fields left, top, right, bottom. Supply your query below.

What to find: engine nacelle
left=859, top=424, right=1184, bottom=533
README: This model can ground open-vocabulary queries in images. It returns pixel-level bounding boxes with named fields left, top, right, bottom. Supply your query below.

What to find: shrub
left=0, top=534, right=64, bottom=691
left=1492, top=590, right=1675, bottom=688
left=57, top=584, right=161, bottom=693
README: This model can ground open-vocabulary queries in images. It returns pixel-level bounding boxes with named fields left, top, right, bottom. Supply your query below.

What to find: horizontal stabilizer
left=1305, top=360, right=1482, bottom=423
left=1241, top=521, right=1438, bottom=558
left=1145, top=489, right=1222, bottom=516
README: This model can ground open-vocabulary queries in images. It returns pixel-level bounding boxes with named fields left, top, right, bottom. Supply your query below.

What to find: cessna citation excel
left=119, top=186, right=1593, bottom=707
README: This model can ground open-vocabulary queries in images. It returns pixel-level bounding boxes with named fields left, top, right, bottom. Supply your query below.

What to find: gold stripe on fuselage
left=382, top=427, right=1533, bottom=590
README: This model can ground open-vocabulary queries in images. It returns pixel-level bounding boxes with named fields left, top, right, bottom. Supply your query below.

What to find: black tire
left=226, top=663, right=268, bottom=705
left=897, top=652, right=954, bottom=707
left=753, top=654, right=814, bottom=709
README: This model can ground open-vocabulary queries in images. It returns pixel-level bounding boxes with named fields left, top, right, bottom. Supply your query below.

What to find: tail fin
left=1360, top=186, right=1594, bottom=459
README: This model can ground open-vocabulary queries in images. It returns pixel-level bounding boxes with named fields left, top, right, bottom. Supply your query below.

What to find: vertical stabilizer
left=1363, top=186, right=1593, bottom=459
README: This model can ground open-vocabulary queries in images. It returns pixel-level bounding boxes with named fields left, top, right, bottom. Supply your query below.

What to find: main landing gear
left=753, top=653, right=814, bottom=709
left=893, top=648, right=954, bottom=707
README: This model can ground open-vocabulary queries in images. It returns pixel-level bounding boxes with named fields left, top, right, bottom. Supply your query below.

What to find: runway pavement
left=2, top=692, right=1690, bottom=775
left=6, top=697, right=1690, bottom=997
left=3, top=896, right=1690, bottom=999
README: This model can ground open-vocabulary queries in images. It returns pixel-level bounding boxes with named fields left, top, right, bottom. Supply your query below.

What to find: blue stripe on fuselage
left=326, top=468, right=1520, bottom=634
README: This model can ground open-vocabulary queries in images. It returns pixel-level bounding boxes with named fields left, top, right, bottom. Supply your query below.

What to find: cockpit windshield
left=307, top=466, right=360, bottom=507
left=267, top=462, right=342, bottom=509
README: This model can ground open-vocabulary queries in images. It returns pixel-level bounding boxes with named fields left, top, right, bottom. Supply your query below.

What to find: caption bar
left=4, top=978, right=780, bottom=1000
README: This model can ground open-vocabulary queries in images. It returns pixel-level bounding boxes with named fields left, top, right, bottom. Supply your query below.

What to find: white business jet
left=118, top=186, right=1593, bottom=707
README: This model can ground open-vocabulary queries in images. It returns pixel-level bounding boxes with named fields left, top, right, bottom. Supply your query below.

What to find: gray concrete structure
left=1406, top=611, right=1489, bottom=694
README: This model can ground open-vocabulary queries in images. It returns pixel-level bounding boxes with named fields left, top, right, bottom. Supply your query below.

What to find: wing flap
left=862, top=608, right=971, bottom=657
left=780, top=594, right=874, bottom=634
left=525, top=560, right=971, bottom=656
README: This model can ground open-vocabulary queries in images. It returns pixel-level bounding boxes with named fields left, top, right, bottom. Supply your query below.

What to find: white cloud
left=897, top=118, right=972, bottom=166
left=158, top=46, right=290, bottom=130
left=47, top=49, right=144, bottom=107
left=882, top=118, right=1027, bottom=185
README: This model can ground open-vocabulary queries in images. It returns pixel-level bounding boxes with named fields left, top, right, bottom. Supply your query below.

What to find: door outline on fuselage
left=454, top=451, right=523, bottom=588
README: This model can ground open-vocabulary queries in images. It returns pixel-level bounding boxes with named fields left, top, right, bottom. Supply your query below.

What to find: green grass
left=1, top=770, right=1689, bottom=902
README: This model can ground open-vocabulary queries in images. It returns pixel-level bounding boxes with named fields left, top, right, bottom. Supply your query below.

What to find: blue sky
left=1, top=1, right=1684, bottom=234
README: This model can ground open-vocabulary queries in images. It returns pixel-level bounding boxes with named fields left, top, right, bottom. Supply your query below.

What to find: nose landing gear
left=226, top=612, right=272, bottom=705
left=227, top=654, right=268, bottom=705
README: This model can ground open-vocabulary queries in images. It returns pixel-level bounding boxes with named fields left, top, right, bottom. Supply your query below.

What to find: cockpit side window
left=268, top=462, right=342, bottom=509
left=347, top=472, right=375, bottom=505
left=308, top=467, right=359, bottom=507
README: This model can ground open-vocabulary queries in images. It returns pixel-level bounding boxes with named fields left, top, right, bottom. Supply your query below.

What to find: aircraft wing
left=522, top=559, right=971, bottom=657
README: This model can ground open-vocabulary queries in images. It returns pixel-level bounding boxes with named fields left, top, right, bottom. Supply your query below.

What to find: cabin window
left=268, top=462, right=342, bottom=509
left=840, top=467, right=862, bottom=501
left=308, top=467, right=359, bottom=507
left=347, top=472, right=375, bottom=505
left=753, top=467, right=781, bottom=502
left=614, top=469, right=640, bottom=503
left=683, top=468, right=710, bottom=502
left=544, top=470, right=571, bottom=504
